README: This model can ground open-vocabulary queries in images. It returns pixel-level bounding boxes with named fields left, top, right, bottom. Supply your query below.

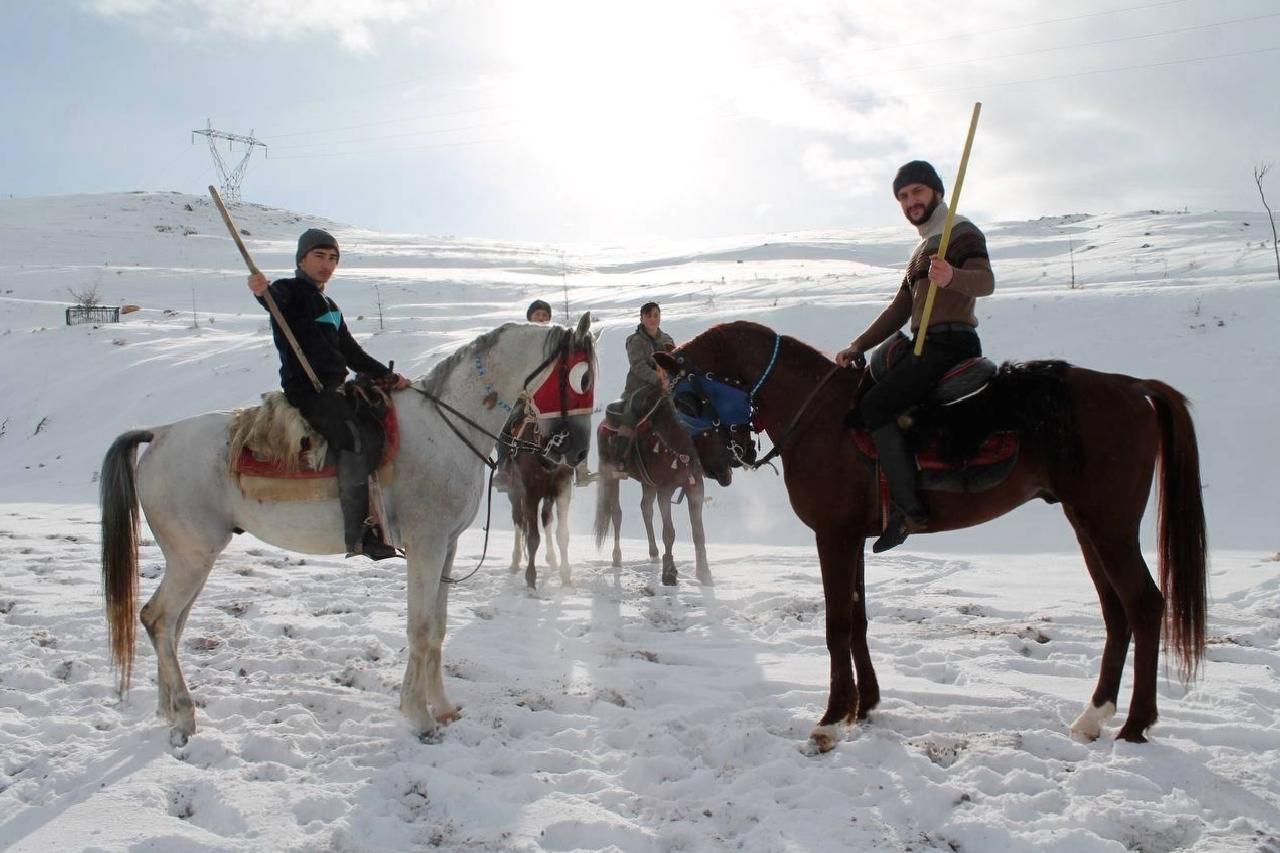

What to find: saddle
left=598, top=399, right=697, bottom=487
left=852, top=332, right=1020, bottom=496
left=229, top=382, right=400, bottom=503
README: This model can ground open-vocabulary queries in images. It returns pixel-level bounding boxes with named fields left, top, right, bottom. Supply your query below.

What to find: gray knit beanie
left=296, top=228, right=340, bottom=265
left=892, top=161, right=945, bottom=197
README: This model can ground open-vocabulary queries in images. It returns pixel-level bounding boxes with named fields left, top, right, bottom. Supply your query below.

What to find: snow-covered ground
left=0, top=192, right=1277, bottom=851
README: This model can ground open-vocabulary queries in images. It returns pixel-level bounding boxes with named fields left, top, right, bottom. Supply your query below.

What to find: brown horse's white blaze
left=657, top=321, right=1207, bottom=752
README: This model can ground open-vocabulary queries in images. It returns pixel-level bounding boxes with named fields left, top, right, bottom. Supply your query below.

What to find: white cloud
left=84, top=0, right=429, bottom=53
left=801, top=144, right=899, bottom=198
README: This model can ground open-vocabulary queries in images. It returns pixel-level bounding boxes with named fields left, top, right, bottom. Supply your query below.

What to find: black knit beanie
left=892, top=161, right=945, bottom=197
left=526, top=299, right=553, bottom=320
left=296, top=228, right=340, bottom=265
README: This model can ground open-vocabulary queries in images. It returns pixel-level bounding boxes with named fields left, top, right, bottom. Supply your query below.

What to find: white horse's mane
left=418, top=323, right=589, bottom=397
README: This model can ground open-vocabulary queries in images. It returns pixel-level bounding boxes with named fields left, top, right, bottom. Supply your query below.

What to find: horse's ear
left=575, top=312, right=591, bottom=339
left=654, top=351, right=678, bottom=372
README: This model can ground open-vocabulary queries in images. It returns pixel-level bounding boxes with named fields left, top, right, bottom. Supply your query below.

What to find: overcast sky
left=3, top=0, right=1277, bottom=241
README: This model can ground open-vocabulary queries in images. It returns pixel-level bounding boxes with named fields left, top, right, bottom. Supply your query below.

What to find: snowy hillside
left=0, top=192, right=1277, bottom=852
left=1, top=191, right=1275, bottom=548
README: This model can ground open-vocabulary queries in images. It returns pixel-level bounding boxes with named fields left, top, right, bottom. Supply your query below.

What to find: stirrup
left=872, top=510, right=928, bottom=554
left=347, top=526, right=399, bottom=561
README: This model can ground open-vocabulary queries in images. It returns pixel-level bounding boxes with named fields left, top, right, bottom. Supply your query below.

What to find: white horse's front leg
left=554, top=487, right=572, bottom=586
left=399, top=539, right=458, bottom=736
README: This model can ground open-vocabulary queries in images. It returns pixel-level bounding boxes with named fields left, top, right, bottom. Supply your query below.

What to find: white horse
left=101, top=316, right=596, bottom=745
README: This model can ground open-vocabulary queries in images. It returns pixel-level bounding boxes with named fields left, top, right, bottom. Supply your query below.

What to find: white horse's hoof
left=434, top=704, right=462, bottom=725
left=806, top=724, right=841, bottom=754
left=1069, top=701, right=1116, bottom=740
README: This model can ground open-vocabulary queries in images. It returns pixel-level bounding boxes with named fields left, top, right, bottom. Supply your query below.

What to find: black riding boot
left=870, top=424, right=929, bottom=553
left=611, top=426, right=634, bottom=472
left=338, top=449, right=397, bottom=561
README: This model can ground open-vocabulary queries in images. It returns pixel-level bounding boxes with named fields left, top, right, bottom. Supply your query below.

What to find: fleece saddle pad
left=233, top=408, right=400, bottom=502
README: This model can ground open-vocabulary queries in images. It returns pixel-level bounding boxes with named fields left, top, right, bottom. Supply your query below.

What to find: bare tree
left=67, top=282, right=103, bottom=308
left=374, top=284, right=385, bottom=331
left=1255, top=163, right=1279, bottom=281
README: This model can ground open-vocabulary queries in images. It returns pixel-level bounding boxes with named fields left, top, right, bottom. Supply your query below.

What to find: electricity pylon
left=192, top=119, right=267, bottom=202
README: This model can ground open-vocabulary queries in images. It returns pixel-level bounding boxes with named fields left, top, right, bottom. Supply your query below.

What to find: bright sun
left=496, top=2, right=739, bottom=205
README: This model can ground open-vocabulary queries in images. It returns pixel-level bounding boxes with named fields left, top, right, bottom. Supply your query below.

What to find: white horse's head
left=526, top=313, right=596, bottom=466
left=458, top=313, right=596, bottom=466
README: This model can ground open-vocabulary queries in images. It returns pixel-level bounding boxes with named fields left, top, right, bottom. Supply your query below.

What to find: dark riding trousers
left=860, top=326, right=982, bottom=431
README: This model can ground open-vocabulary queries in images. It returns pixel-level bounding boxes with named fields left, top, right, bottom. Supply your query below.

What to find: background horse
left=101, top=316, right=595, bottom=745
left=502, top=404, right=579, bottom=591
left=594, top=394, right=712, bottom=586
left=657, top=320, right=1206, bottom=751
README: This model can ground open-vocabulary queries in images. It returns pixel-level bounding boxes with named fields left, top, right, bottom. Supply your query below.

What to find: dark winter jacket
left=257, top=271, right=390, bottom=395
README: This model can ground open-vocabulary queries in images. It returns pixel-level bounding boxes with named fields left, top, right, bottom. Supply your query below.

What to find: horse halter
left=669, top=334, right=781, bottom=468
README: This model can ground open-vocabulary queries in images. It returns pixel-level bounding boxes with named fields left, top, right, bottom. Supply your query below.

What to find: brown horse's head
left=655, top=324, right=773, bottom=486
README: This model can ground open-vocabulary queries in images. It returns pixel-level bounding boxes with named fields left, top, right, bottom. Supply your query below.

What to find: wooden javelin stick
left=208, top=185, right=323, bottom=393
left=913, top=101, right=982, bottom=357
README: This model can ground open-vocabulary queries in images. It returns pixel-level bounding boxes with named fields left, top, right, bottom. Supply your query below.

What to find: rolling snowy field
left=0, top=192, right=1277, bottom=851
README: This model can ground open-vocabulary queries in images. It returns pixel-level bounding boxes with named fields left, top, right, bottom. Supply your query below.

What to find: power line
left=794, top=11, right=1280, bottom=91
left=268, top=37, right=1278, bottom=162
left=269, top=117, right=522, bottom=152
left=264, top=41, right=1274, bottom=162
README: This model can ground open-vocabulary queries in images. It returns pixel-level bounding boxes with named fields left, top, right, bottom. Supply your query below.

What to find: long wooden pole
left=208, top=185, right=323, bottom=392
left=913, top=102, right=982, bottom=357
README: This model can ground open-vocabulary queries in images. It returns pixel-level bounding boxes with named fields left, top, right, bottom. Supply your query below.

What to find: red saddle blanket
left=851, top=428, right=1018, bottom=471
left=234, top=408, right=400, bottom=480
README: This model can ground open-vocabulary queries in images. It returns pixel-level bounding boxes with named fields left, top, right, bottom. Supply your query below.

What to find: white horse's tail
left=593, top=475, right=620, bottom=550
left=101, top=429, right=154, bottom=694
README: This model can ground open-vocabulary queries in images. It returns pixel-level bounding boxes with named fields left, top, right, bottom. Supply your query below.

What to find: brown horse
left=656, top=320, right=1206, bottom=751
left=594, top=394, right=712, bottom=586
left=501, top=403, right=575, bottom=590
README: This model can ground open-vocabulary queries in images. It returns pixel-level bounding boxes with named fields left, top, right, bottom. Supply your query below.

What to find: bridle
left=407, top=330, right=595, bottom=582
left=668, top=333, right=839, bottom=471
left=411, top=332, right=595, bottom=467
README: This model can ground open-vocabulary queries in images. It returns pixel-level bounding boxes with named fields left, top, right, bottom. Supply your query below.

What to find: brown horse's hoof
left=806, top=724, right=841, bottom=754
left=1116, top=727, right=1149, bottom=744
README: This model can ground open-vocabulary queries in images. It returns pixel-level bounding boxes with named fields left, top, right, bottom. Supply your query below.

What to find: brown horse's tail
left=594, top=475, right=620, bottom=549
left=1142, top=380, right=1207, bottom=683
left=101, top=429, right=153, bottom=694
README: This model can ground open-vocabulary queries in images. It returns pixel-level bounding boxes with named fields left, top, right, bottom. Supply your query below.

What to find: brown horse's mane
left=689, top=320, right=845, bottom=381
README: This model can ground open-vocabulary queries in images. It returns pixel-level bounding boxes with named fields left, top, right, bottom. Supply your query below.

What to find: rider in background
left=609, top=301, right=675, bottom=471
left=835, top=160, right=994, bottom=553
